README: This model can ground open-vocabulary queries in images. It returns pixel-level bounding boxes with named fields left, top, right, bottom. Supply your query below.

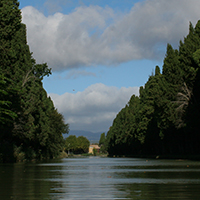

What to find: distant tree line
left=0, top=0, right=68, bottom=162
left=105, top=20, right=200, bottom=157
left=65, top=135, right=90, bottom=154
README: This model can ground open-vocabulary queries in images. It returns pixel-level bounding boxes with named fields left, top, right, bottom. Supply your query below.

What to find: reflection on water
left=1, top=157, right=200, bottom=199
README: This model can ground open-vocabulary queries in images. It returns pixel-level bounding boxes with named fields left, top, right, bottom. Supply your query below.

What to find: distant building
left=89, top=145, right=100, bottom=154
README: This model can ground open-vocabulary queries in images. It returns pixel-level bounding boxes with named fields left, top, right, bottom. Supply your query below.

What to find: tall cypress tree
left=0, top=0, right=24, bottom=77
left=0, top=1, right=68, bottom=162
left=0, top=0, right=23, bottom=162
left=162, top=44, right=182, bottom=88
left=179, top=21, right=200, bottom=87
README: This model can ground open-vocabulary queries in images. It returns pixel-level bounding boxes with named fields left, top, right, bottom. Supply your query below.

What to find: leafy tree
left=106, top=20, right=200, bottom=157
left=93, top=148, right=97, bottom=156
left=65, top=135, right=90, bottom=154
left=174, top=82, right=192, bottom=128
left=0, top=75, right=17, bottom=124
left=179, top=21, right=200, bottom=87
left=99, top=132, right=106, bottom=146
left=162, top=44, right=182, bottom=88
left=76, top=136, right=90, bottom=153
left=0, top=1, right=69, bottom=162
left=65, top=135, right=77, bottom=153
left=106, top=95, right=141, bottom=155
left=99, top=132, right=107, bottom=153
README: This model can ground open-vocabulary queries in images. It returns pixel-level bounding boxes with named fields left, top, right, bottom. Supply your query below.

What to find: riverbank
left=66, top=153, right=108, bottom=158
left=63, top=152, right=200, bottom=161
left=109, top=154, right=200, bottom=161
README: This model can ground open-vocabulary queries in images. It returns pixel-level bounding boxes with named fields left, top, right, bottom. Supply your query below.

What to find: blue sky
left=19, top=0, right=200, bottom=132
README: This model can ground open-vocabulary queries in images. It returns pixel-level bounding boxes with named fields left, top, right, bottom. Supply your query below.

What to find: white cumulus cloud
left=49, top=83, right=139, bottom=132
left=20, top=0, right=200, bottom=132
left=21, top=0, right=200, bottom=71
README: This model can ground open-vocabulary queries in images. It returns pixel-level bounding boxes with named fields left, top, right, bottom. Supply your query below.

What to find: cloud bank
left=22, top=0, right=200, bottom=71
left=21, top=0, right=200, bottom=132
left=49, top=83, right=139, bottom=132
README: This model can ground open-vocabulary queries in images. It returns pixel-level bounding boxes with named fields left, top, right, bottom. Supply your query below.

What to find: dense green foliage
left=106, top=20, right=200, bottom=156
left=65, top=135, right=90, bottom=154
left=0, top=1, right=68, bottom=162
left=99, top=132, right=107, bottom=153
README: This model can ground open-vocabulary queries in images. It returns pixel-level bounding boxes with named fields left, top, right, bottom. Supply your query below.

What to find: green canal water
left=0, top=157, right=200, bottom=199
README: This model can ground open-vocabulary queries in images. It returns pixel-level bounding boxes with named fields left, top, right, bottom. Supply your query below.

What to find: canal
left=0, top=157, right=200, bottom=199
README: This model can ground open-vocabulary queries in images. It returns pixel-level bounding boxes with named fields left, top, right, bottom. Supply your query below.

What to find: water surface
left=0, top=157, right=200, bottom=199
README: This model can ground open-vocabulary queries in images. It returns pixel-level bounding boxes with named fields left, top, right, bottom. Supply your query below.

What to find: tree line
left=0, top=0, right=68, bottom=162
left=105, top=20, right=200, bottom=157
left=65, top=135, right=90, bottom=154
